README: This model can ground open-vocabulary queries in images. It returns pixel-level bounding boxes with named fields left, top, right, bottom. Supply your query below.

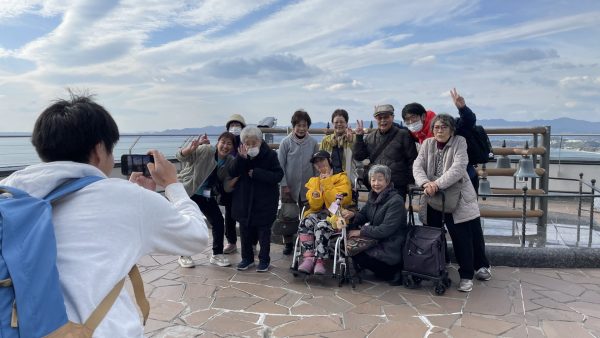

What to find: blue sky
left=1, top=0, right=599, bottom=132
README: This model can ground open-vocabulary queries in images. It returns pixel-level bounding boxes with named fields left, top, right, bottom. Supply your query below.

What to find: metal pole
left=521, top=186, right=528, bottom=247
left=578, top=173, right=584, bottom=218
left=539, top=126, right=551, bottom=233
left=590, top=179, right=596, bottom=247
left=531, top=133, right=538, bottom=211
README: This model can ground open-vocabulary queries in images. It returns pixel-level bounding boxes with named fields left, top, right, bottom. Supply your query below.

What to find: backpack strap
left=83, top=265, right=149, bottom=331
left=44, top=176, right=104, bottom=202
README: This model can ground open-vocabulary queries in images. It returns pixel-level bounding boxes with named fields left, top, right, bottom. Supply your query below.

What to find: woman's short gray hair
left=368, top=164, right=391, bottom=183
left=430, top=114, right=456, bottom=134
left=240, top=126, right=263, bottom=143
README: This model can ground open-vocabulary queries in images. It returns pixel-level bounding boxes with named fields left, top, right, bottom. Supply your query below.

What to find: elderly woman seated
left=346, top=164, right=406, bottom=285
left=413, top=113, right=491, bottom=292
left=297, top=150, right=354, bottom=275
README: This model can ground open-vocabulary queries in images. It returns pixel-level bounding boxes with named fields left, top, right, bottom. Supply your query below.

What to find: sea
left=2, top=133, right=600, bottom=170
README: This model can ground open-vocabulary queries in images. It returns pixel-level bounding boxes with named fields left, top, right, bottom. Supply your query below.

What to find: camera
left=121, top=154, right=154, bottom=177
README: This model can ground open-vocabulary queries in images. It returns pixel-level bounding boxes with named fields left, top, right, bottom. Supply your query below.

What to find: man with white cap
left=353, top=104, right=418, bottom=199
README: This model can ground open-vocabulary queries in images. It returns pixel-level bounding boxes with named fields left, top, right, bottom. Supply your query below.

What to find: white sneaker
left=178, top=256, right=195, bottom=268
left=475, top=267, right=492, bottom=281
left=210, top=254, right=231, bottom=267
left=223, top=243, right=237, bottom=254
left=458, top=279, right=473, bottom=292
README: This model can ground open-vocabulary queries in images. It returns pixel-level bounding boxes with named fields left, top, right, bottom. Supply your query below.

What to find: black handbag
left=272, top=202, right=300, bottom=236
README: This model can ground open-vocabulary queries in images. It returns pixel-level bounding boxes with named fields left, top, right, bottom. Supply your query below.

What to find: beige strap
left=82, top=277, right=126, bottom=331
left=82, top=265, right=149, bottom=331
left=0, top=278, right=12, bottom=287
left=128, top=265, right=149, bottom=325
left=11, top=300, right=18, bottom=328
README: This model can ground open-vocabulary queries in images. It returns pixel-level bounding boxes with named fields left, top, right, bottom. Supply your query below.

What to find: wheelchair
left=289, top=194, right=357, bottom=288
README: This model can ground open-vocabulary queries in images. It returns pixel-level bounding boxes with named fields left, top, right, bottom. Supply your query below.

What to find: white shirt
left=1, top=162, right=209, bottom=337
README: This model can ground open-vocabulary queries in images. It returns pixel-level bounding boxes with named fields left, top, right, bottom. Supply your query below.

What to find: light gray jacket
left=176, top=144, right=217, bottom=197
left=413, top=135, right=480, bottom=224
left=278, top=134, right=319, bottom=202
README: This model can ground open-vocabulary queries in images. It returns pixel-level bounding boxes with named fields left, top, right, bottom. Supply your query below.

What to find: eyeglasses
left=433, top=124, right=449, bottom=131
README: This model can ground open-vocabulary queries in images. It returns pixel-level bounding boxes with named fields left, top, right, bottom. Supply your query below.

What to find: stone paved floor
left=127, top=243, right=600, bottom=338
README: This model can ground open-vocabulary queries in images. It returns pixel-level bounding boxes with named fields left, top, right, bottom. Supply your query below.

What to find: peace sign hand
left=355, top=120, right=365, bottom=135
left=450, top=88, right=466, bottom=109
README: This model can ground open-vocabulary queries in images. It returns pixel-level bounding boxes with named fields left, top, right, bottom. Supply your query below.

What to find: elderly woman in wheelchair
left=295, top=150, right=354, bottom=275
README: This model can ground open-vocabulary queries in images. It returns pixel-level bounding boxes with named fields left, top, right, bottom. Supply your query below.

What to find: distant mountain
left=149, top=118, right=599, bottom=135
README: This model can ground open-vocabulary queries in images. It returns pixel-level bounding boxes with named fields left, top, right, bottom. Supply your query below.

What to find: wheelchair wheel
left=434, top=283, right=446, bottom=295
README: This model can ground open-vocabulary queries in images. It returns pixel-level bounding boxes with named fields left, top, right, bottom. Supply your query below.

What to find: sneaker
left=236, top=259, right=255, bottom=271
left=178, top=256, right=195, bottom=268
left=282, top=243, right=294, bottom=256
left=458, top=279, right=473, bottom=292
left=210, top=254, right=231, bottom=267
left=223, top=243, right=237, bottom=254
left=256, top=261, right=270, bottom=272
left=313, top=259, right=326, bottom=275
left=475, top=267, right=492, bottom=281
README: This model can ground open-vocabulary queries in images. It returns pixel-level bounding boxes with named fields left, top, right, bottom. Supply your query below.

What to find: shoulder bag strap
left=369, top=127, right=399, bottom=163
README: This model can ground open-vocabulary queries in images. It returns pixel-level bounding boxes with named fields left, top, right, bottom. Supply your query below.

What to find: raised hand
left=355, top=120, right=364, bottom=135
left=450, top=88, right=466, bottom=109
left=238, top=143, right=248, bottom=159
left=182, top=135, right=204, bottom=156
left=198, top=133, right=210, bottom=145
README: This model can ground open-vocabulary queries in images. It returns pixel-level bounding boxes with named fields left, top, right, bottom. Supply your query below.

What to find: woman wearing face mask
left=175, top=132, right=238, bottom=269
left=296, top=150, right=354, bottom=275
left=277, top=110, right=320, bottom=255
left=220, top=114, right=247, bottom=254
left=319, top=109, right=358, bottom=183
left=229, top=126, right=284, bottom=272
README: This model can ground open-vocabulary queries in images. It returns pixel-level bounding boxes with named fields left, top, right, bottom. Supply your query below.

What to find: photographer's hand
left=129, top=172, right=156, bottom=191
left=147, top=150, right=178, bottom=187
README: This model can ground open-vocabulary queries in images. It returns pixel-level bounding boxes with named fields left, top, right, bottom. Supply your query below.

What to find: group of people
left=174, top=88, right=491, bottom=294
left=0, top=87, right=492, bottom=335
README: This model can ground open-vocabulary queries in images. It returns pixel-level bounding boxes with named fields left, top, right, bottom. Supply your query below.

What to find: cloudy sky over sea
left=1, top=0, right=599, bottom=132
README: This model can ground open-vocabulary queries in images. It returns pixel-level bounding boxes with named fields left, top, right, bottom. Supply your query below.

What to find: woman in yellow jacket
left=297, top=150, right=354, bottom=275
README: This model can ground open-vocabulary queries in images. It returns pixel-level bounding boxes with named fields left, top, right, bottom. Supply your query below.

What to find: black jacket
left=352, top=185, right=407, bottom=266
left=353, top=125, right=418, bottom=189
left=228, top=141, right=284, bottom=225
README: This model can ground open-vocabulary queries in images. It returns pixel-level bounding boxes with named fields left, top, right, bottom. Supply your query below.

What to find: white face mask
left=229, top=126, right=242, bottom=136
left=406, top=120, right=423, bottom=132
left=247, top=146, right=260, bottom=158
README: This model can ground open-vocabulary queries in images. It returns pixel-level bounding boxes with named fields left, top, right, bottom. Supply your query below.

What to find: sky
left=1, top=0, right=600, bottom=133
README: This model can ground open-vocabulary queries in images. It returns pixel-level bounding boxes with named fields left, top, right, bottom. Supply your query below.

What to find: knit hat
left=374, top=104, right=394, bottom=117
left=226, top=114, right=246, bottom=129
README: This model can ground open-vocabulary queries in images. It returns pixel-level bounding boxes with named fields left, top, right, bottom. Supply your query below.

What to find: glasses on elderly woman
left=433, top=124, right=449, bottom=131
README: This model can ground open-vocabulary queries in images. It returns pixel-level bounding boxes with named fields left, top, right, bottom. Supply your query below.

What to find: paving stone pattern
left=131, top=244, right=600, bottom=337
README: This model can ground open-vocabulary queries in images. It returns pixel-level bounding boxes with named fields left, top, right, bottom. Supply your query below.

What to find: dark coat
left=353, top=125, right=418, bottom=189
left=228, top=141, right=283, bottom=226
left=352, top=185, right=407, bottom=266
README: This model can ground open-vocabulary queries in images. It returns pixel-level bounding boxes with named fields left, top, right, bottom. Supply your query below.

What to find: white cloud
left=412, top=55, right=436, bottom=66
left=564, top=101, right=578, bottom=108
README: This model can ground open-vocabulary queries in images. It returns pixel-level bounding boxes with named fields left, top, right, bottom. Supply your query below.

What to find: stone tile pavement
left=129, top=243, right=600, bottom=338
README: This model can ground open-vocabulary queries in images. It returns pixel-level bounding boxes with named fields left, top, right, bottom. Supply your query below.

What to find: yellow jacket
left=304, top=172, right=353, bottom=226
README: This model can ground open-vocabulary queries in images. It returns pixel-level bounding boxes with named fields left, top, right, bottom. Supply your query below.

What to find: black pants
left=224, top=204, right=237, bottom=245
left=426, top=206, right=489, bottom=279
left=191, top=194, right=225, bottom=255
left=240, top=220, right=272, bottom=264
left=352, top=252, right=401, bottom=280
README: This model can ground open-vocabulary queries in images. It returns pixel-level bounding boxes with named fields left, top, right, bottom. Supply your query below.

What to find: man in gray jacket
left=353, top=104, right=418, bottom=199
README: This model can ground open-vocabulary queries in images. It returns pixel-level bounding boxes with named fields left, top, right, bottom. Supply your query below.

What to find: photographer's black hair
left=32, top=91, right=120, bottom=163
